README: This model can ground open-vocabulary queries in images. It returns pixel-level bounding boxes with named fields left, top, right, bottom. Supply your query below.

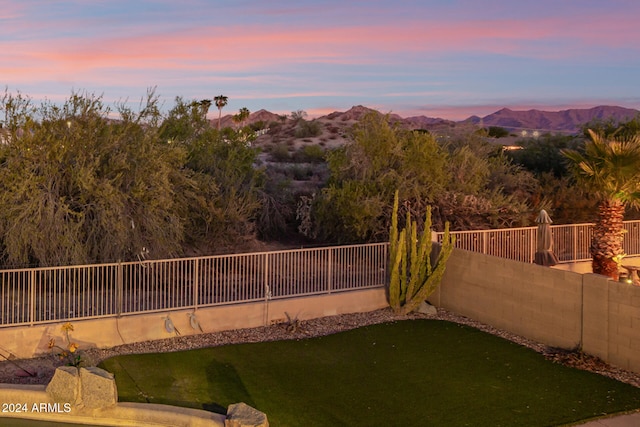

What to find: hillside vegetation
left=1, top=91, right=638, bottom=267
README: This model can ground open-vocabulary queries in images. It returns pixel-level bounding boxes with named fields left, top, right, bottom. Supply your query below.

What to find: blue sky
left=2, top=0, right=640, bottom=120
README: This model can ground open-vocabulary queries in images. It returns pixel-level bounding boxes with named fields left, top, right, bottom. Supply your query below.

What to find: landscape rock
left=79, top=366, right=118, bottom=409
left=46, top=366, right=80, bottom=405
left=416, top=301, right=437, bottom=315
left=225, top=402, right=269, bottom=427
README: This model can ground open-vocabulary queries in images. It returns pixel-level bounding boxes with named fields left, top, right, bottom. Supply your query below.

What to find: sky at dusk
left=2, top=0, right=640, bottom=120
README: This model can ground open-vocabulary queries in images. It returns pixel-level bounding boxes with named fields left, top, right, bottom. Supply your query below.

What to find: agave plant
left=563, top=129, right=640, bottom=279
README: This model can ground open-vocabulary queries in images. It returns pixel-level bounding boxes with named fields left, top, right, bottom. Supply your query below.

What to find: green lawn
left=99, top=320, right=640, bottom=426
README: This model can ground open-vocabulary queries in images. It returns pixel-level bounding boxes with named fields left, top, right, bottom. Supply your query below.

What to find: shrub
left=487, top=126, right=509, bottom=138
left=295, top=119, right=322, bottom=138
left=269, top=144, right=291, bottom=162
left=292, top=144, right=325, bottom=163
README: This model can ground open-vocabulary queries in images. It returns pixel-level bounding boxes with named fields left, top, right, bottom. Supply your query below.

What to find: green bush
left=292, top=144, right=325, bottom=163
left=269, top=144, right=291, bottom=162
left=487, top=126, right=509, bottom=138
left=295, top=119, right=322, bottom=138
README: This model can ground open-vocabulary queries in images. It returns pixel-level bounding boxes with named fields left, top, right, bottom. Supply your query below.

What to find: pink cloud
left=0, top=2, right=24, bottom=20
left=5, top=9, right=638, bottom=88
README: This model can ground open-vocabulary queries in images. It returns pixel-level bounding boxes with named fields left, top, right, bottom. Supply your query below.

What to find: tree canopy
left=306, top=112, right=533, bottom=243
left=0, top=91, right=261, bottom=267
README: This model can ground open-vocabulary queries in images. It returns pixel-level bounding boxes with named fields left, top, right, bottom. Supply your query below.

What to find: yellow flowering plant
left=48, top=322, right=83, bottom=367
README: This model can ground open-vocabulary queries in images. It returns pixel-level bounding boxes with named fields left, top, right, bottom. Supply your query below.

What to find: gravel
left=1, top=307, right=639, bottom=388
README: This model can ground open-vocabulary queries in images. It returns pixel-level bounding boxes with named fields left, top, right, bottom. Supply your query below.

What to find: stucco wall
left=0, top=288, right=388, bottom=359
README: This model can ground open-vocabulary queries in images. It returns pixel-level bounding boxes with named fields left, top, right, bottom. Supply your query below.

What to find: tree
left=581, top=116, right=640, bottom=140
left=159, top=97, right=263, bottom=252
left=198, top=99, right=212, bottom=117
left=507, top=134, right=582, bottom=178
left=310, top=112, right=449, bottom=243
left=232, top=107, right=250, bottom=129
left=0, top=91, right=263, bottom=267
left=563, top=129, right=640, bottom=279
left=290, top=110, right=307, bottom=122
left=0, top=90, right=188, bottom=266
left=435, top=131, right=535, bottom=230
left=486, top=126, right=509, bottom=138
left=214, top=95, right=228, bottom=130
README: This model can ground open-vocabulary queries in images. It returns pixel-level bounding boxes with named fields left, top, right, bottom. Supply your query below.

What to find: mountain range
left=218, top=105, right=640, bottom=134
left=465, top=105, right=640, bottom=133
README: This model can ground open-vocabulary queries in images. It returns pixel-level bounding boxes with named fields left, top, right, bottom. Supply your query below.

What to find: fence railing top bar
left=0, top=242, right=390, bottom=275
left=434, top=219, right=640, bottom=237
left=437, top=226, right=537, bottom=236
left=0, top=262, right=122, bottom=275
left=161, top=242, right=388, bottom=262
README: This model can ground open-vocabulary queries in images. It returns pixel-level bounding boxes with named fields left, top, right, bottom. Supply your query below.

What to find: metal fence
left=5, top=220, right=638, bottom=329
left=434, top=220, right=640, bottom=263
left=0, top=243, right=388, bottom=328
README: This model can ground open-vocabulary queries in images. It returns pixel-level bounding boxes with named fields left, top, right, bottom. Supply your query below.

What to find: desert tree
left=159, top=98, right=263, bottom=252
left=0, top=90, right=188, bottom=266
left=310, top=111, right=449, bottom=243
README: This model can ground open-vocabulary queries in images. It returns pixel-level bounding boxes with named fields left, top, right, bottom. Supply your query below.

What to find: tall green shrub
left=388, top=191, right=455, bottom=314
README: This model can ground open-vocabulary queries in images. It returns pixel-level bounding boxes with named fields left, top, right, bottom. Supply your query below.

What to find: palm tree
left=198, top=99, right=212, bottom=117
left=214, top=95, right=228, bottom=131
left=238, top=107, right=250, bottom=127
left=563, top=129, right=640, bottom=279
left=232, top=107, right=250, bottom=129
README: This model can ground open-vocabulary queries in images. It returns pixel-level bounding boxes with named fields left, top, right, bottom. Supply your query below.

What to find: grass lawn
left=99, top=319, right=640, bottom=426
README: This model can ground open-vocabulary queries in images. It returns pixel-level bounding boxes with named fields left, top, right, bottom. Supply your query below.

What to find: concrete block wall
left=604, top=280, right=640, bottom=372
left=581, top=274, right=610, bottom=361
left=434, top=248, right=640, bottom=375
left=435, top=248, right=583, bottom=349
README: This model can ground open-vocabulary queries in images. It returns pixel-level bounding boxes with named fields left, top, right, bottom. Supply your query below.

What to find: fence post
left=263, top=252, right=270, bottom=297
left=530, top=228, right=535, bottom=263
left=482, top=231, right=487, bottom=255
left=116, top=262, right=123, bottom=316
left=193, top=258, right=199, bottom=311
left=29, top=269, right=35, bottom=326
left=263, top=252, right=271, bottom=326
left=327, top=247, right=333, bottom=294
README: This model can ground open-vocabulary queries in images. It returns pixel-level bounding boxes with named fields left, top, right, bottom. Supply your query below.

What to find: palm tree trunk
left=591, top=199, right=625, bottom=279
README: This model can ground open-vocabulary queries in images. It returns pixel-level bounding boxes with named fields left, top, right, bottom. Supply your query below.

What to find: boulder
left=416, top=301, right=438, bottom=315
left=46, top=366, right=80, bottom=405
left=225, top=402, right=269, bottom=427
left=80, top=366, right=118, bottom=409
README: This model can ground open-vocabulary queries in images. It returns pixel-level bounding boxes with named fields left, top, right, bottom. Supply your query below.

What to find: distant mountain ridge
left=215, top=105, right=640, bottom=134
left=466, top=105, right=640, bottom=133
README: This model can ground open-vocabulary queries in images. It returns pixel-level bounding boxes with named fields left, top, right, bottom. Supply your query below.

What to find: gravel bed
left=1, top=307, right=639, bottom=388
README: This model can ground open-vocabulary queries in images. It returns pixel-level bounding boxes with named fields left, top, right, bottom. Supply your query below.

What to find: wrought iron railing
left=5, top=220, right=638, bottom=329
left=434, top=220, right=640, bottom=263
left=0, top=243, right=388, bottom=328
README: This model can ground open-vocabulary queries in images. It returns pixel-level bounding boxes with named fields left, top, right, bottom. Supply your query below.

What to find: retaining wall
left=0, top=288, right=388, bottom=359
